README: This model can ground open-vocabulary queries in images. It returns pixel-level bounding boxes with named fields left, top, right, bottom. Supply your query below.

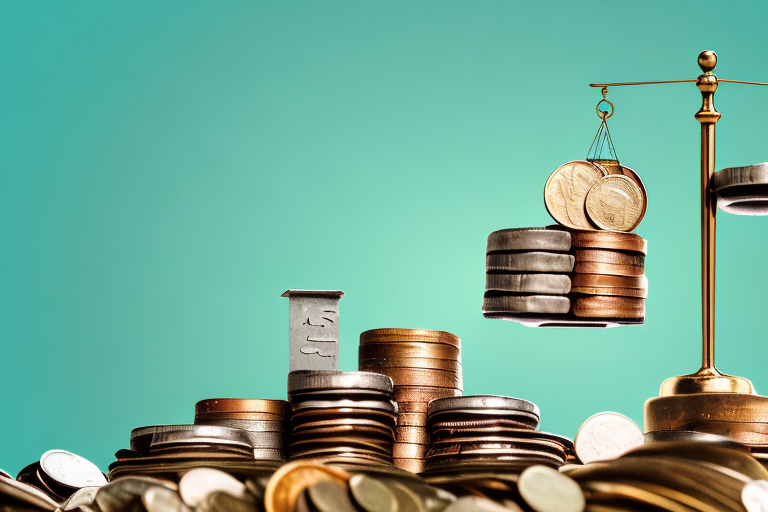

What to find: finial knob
left=698, top=51, right=717, bottom=73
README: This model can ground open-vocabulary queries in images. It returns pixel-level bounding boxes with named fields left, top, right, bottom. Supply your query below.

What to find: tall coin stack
left=358, top=329, right=463, bottom=474
left=422, top=396, right=572, bottom=477
left=569, top=230, right=647, bottom=323
left=194, top=398, right=290, bottom=462
left=483, top=228, right=574, bottom=326
left=286, top=370, right=396, bottom=466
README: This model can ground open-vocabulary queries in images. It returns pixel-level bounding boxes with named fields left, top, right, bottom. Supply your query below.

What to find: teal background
left=1, top=1, right=767, bottom=474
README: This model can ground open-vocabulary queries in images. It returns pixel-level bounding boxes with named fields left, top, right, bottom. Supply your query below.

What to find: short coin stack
left=483, top=228, right=574, bottom=325
left=358, top=329, right=463, bottom=474
left=423, top=396, right=572, bottom=478
left=569, top=230, right=648, bottom=324
left=194, top=398, right=290, bottom=462
left=287, top=370, right=396, bottom=466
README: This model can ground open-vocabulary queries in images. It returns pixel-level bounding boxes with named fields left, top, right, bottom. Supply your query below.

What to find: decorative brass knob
left=698, top=50, right=717, bottom=73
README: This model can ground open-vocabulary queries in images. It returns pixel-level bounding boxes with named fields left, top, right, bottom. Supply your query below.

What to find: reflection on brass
left=544, top=161, right=606, bottom=230
left=645, top=393, right=768, bottom=432
left=585, top=175, right=646, bottom=232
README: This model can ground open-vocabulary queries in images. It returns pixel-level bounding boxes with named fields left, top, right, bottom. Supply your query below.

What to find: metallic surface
left=585, top=175, right=646, bottom=232
left=486, top=252, right=575, bottom=273
left=482, top=295, right=571, bottom=314
left=572, top=296, right=645, bottom=318
left=485, top=273, right=572, bottom=295
left=712, top=162, right=768, bottom=215
left=264, top=461, right=349, bottom=512
left=544, top=161, right=606, bottom=230
left=282, top=290, right=344, bottom=372
left=428, top=396, right=539, bottom=418
left=486, top=228, right=571, bottom=253
left=518, top=465, right=585, bottom=512
left=574, top=412, right=644, bottom=464
left=569, top=230, right=647, bottom=254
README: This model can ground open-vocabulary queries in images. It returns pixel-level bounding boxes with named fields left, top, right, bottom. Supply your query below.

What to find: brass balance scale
left=589, top=51, right=768, bottom=454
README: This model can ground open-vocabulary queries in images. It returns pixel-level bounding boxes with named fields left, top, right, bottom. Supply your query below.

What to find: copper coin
left=264, top=461, right=349, bottom=512
left=574, top=249, right=645, bottom=267
left=360, top=357, right=461, bottom=372
left=195, top=412, right=287, bottom=421
left=393, top=386, right=462, bottom=402
left=398, top=413, right=428, bottom=427
left=376, top=368, right=461, bottom=389
left=569, top=229, right=647, bottom=255
left=393, top=443, right=428, bottom=459
left=573, top=261, right=645, bottom=277
left=195, top=399, right=290, bottom=417
left=393, top=458, right=425, bottom=473
left=396, top=402, right=429, bottom=413
left=544, top=160, right=606, bottom=230
left=571, top=286, right=647, bottom=298
left=571, top=273, right=647, bottom=289
left=360, top=329, right=460, bottom=348
left=573, top=296, right=645, bottom=318
left=486, top=252, right=575, bottom=273
left=359, top=343, right=461, bottom=361
left=486, top=228, right=571, bottom=253
left=395, top=426, right=429, bottom=444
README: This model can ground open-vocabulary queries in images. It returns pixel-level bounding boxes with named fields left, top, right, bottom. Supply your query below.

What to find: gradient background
left=1, top=1, right=767, bottom=475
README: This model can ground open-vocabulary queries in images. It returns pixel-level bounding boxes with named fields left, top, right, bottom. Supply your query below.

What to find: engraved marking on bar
left=282, top=290, right=344, bottom=371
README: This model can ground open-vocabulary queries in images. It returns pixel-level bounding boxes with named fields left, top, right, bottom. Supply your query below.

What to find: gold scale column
left=644, top=52, right=768, bottom=435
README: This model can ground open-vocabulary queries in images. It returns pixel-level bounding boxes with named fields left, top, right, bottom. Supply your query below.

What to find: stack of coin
left=287, top=370, right=396, bottom=465
left=423, top=396, right=572, bottom=478
left=358, top=329, right=463, bottom=473
left=194, top=398, right=289, bottom=462
left=109, top=424, right=279, bottom=481
left=569, top=230, right=648, bottom=323
left=483, top=228, right=574, bottom=324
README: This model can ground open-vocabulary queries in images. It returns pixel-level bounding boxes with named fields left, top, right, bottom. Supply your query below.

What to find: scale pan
left=712, top=162, right=768, bottom=215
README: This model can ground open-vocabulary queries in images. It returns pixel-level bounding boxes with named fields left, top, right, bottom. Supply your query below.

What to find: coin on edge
left=349, top=474, right=396, bottom=512
left=574, top=412, right=644, bottom=464
left=518, top=465, right=585, bottom=512
left=142, top=486, right=185, bottom=512
left=264, top=461, right=350, bottom=512
left=307, top=479, right=357, bottom=512
left=178, top=468, right=250, bottom=508
left=544, top=161, right=606, bottom=230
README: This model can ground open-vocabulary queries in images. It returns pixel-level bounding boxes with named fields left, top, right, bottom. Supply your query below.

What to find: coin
left=141, top=486, right=184, bottom=512
left=428, top=396, right=539, bottom=418
left=264, top=461, right=349, bottom=512
left=39, top=450, right=107, bottom=490
left=585, top=174, right=646, bottom=232
left=195, top=399, right=290, bottom=417
left=360, top=343, right=461, bottom=361
left=574, top=412, right=644, bottom=464
left=399, top=413, right=428, bottom=426
left=360, top=329, right=461, bottom=348
left=517, top=465, right=585, bottom=512
left=486, top=228, right=571, bottom=253
left=743, top=480, right=768, bottom=512
left=712, top=162, right=768, bottom=215
left=349, top=474, right=396, bottom=512
left=390, top=483, right=426, bottom=512
left=62, top=487, right=100, bottom=511
left=569, top=229, right=647, bottom=254
left=486, top=252, right=575, bottom=273
left=359, top=357, right=461, bottom=372
left=204, top=491, right=258, bottom=512
left=149, top=425, right=254, bottom=451
left=375, top=368, right=461, bottom=389
left=396, top=402, right=430, bottom=413
left=393, top=444, right=427, bottom=459
left=392, top=458, right=424, bottom=474
left=395, top=426, right=429, bottom=444
left=393, top=387, right=463, bottom=403
left=544, top=160, right=606, bottom=230
left=572, top=296, right=645, bottom=318
left=306, top=480, right=357, bottom=512
left=0, top=476, right=60, bottom=511
left=482, top=295, right=571, bottom=314
left=178, top=468, right=250, bottom=508
left=96, top=477, right=177, bottom=512
left=573, top=249, right=645, bottom=267
left=485, top=274, right=572, bottom=295
left=194, top=418, right=285, bottom=432
left=288, top=371, right=394, bottom=394
left=572, top=260, right=645, bottom=276
left=571, top=273, right=647, bottom=289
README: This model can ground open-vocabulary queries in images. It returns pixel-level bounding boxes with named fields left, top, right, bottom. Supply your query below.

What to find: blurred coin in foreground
left=518, top=465, right=585, bottom=512
left=575, top=412, right=644, bottom=464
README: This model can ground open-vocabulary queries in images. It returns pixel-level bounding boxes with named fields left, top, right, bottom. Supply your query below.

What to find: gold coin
left=264, top=461, right=349, bottom=512
left=585, top=175, right=646, bottom=232
left=360, top=329, right=460, bottom=348
left=573, top=296, right=645, bottom=318
left=569, top=229, right=647, bottom=254
left=544, top=161, right=606, bottom=230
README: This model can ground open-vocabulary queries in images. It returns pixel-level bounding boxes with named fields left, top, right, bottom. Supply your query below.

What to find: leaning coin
left=486, top=228, right=571, bottom=253
left=204, top=491, right=259, bottom=512
left=349, top=474, right=396, bottom=512
left=443, top=496, right=515, bottom=512
left=585, top=174, right=646, bottom=232
left=306, top=479, right=357, bottom=512
left=264, top=461, right=350, bottom=512
left=96, top=477, right=177, bottom=512
left=178, top=468, right=250, bottom=508
left=390, top=482, right=426, bottom=512
left=518, top=465, right=585, bottom=512
left=0, top=477, right=59, bottom=511
left=575, top=412, right=644, bottom=464
left=61, top=486, right=100, bottom=511
left=142, top=486, right=185, bottom=512
left=40, top=450, right=107, bottom=490
left=486, top=252, right=575, bottom=273
left=485, top=273, right=571, bottom=295
left=544, top=160, right=607, bottom=230
left=482, top=295, right=570, bottom=315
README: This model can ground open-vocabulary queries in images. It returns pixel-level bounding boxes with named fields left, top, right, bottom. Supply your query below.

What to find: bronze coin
left=359, top=343, right=461, bottom=361
left=571, top=286, right=647, bottom=298
left=569, top=229, right=647, bottom=255
left=392, top=458, right=425, bottom=474
left=398, top=413, right=428, bottom=427
left=376, top=368, right=462, bottom=389
left=396, top=402, right=429, bottom=414
left=195, top=399, right=290, bottom=417
left=585, top=175, right=646, bottom=232
left=360, top=329, right=460, bottom=348
left=573, top=261, right=645, bottom=277
left=195, top=412, right=287, bottom=422
left=393, top=386, right=463, bottom=403
left=393, top=443, right=428, bottom=459
left=571, top=273, right=647, bottom=289
left=573, top=296, right=645, bottom=318
left=395, top=426, right=429, bottom=444
left=573, top=249, right=645, bottom=267
left=360, top=357, right=461, bottom=372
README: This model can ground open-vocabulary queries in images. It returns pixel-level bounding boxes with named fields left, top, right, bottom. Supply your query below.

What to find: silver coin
left=644, top=430, right=742, bottom=447
left=148, top=425, right=253, bottom=450
left=485, top=273, right=571, bottom=294
left=443, top=496, right=514, bottom=512
left=486, top=252, right=575, bottom=273
left=96, top=477, right=178, bottom=512
left=0, top=476, right=59, bottom=510
left=307, top=479, right=357, bottom=512
left=349, top=474, right=396, bottom=512
left=428, top=395, right=539, bottom=418
left=194, top=418, right=285, bottom=432
left=178, top=468, right=249, bottom=508
left=252, top=448, right=286, bottom=461
left=574, top=412, right=643, bottom=464
left=743, top=480, right=768, bottom=512
left=390, top=483, right=426, bottom=512
left=61, top=486, right=100, bottom=511
left=486, top=228, right=571, bottom=253
left=518, top=465, right=584, bottom=512
left=39, top=450, right=107, bottom=490
left=142, top=486, right=185, bottom=512
left=292, top=399, right=397, bottom=413
left=288, top=371, right=394, bottom=394
left=712, top=162, right=768, bottom=215
left=204, top=491, right=259, bottom=512
left=482, top=295, right=571, bottom=314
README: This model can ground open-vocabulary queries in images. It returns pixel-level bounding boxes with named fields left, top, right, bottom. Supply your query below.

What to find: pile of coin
left=16, top=450, right=107, bottom=501
left=423, top=395, right=573, bottom=477
left=358, top=329, right=463, bottom=474
left=286, top=370, right=397, bottom=466
left=194, top=398, right=289, bottom=462
left=483, top=228, right=574, bottom=324
left=569, top=229, right=648, bottom=323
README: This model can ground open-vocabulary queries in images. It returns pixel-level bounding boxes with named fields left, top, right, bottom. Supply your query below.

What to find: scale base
left=659, top=367, right=756, bottom=396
